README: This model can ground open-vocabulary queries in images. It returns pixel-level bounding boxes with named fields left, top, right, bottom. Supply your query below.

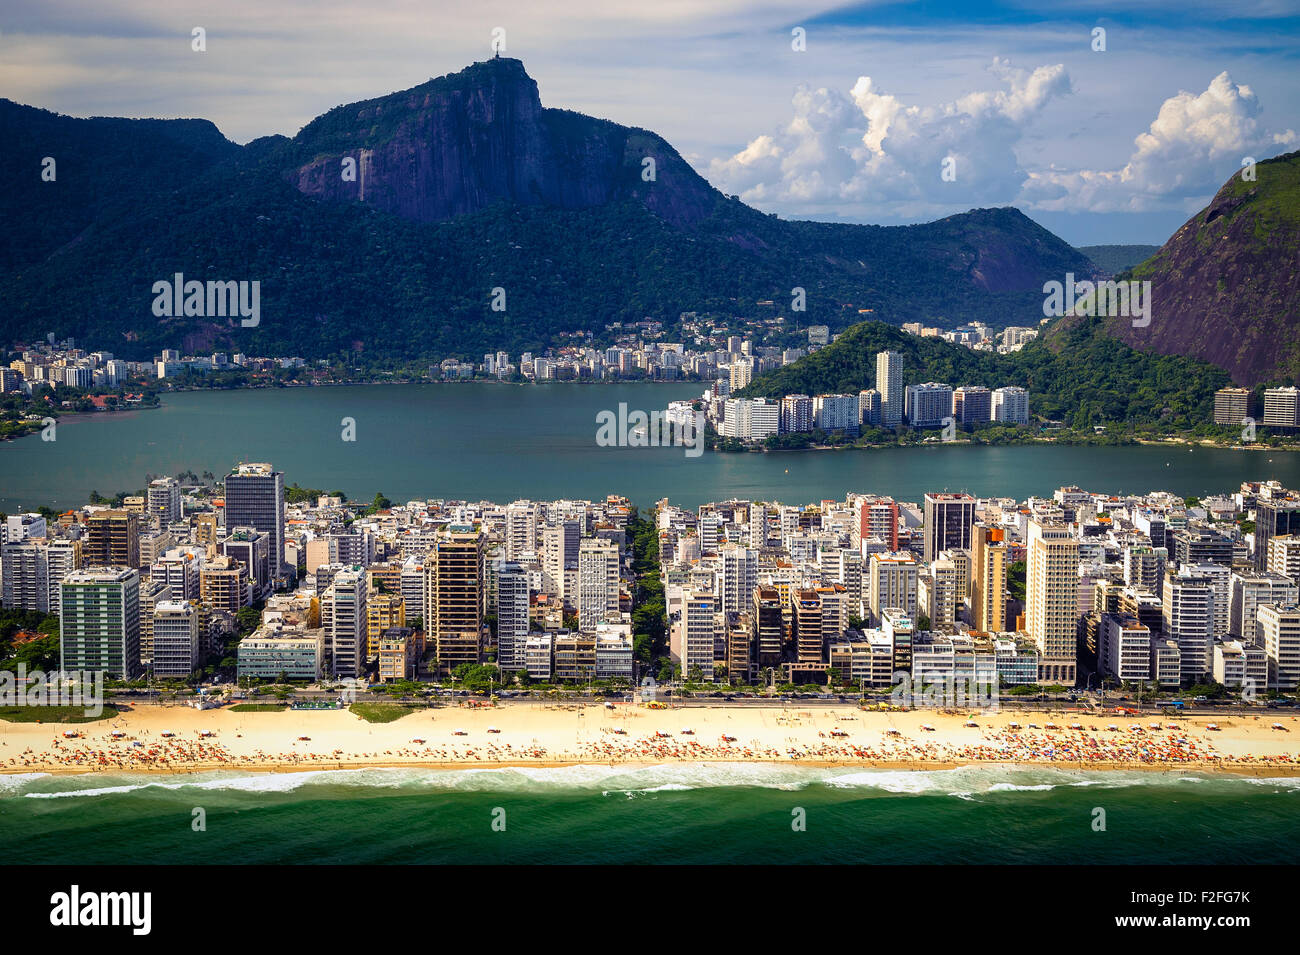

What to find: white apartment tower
left=1026, top=519, right=1080, bottom=684
left=876, top=350, right=903, bottom=427
left=577, top=538, right=620, bottom=631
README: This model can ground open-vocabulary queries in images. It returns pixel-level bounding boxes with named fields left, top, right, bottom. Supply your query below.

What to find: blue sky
left=1, top=0, right=1297, bottom=245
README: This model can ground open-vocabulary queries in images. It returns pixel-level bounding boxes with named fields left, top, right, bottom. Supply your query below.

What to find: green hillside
left=742, top=317, right=1231, bottom=432
left=1078, top=244, right=1160, bottom=276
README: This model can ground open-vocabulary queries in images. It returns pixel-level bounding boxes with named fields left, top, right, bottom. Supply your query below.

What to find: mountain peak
left=1085, top=149, right=1300, bottom=386
left=287, top=58, right=718, bottom=228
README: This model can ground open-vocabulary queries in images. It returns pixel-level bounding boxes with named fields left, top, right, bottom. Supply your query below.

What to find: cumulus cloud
left=710, top=63, right=1297, bottom=221
left=1023, top=72, right=1297, bottom=212
left=708, top=58, right=1072, bottom=217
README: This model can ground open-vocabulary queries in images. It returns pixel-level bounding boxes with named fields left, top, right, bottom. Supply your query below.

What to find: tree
left=236, top=607, right=261, bottom=635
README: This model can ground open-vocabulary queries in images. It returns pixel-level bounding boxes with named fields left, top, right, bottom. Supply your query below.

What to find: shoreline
left=6, top=702, right=1298, bottom=780
left=9, top=757, right=1300, bottom=779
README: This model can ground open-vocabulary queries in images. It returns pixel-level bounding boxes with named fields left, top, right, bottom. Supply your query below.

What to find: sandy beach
left=4, top=701, right=1300, bottom=776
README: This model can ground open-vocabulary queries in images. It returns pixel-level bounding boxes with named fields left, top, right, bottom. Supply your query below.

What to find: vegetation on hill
left=1077, top=244, right=1161, bottom=275
left=741, top=317, right=1232, bottom=433
left=1090, top=150, right=1300, bottom=387
left=0, top=61, right=1097, bottom=362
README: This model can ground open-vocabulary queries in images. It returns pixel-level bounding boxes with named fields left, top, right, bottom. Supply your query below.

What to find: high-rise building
left=1259, top=604, right=1300, bottom=689
left=577, top=538, right=620, bottom=631
left=1098, top=613, right=1151, bottom=683
left=541, top=520, right=579, bottom=600
left=1, top=540, right=50, bottom=613
left=923, top=493, right=975, bottom=564
left=971, top=525, right=1008, bottom=633
left=152, top=600, right=200, bottom=678
left=221, top=527, right=271, bottom=597
left=722, top=397, right=780, bottom=441
left=193, top=512, right=219, bottom=546
left=1172, top=527, right=1234, bottom=568
left=1162, top=569, right=1215, bottom=682
left=813, top=394, right=860, bottom=434
left=679, top=591, right=716, bottom=680
left=792, top=589, right=826, bottom=664
left=147, top=477, right=182, bottom=526
left=718, top=543, right=756, bottom=618
left=752, top=586, right=785, bottom=667
left=151, top=551, right=201, bottom=602
left=223, top=463, right=285, bottom=577
left=1262, top=386, right=1300, bottom=429
left=905, top=382, right=953, bottom=428
left=495, top=560, right=531, bottom=672
left=876, top=350, right=903, bottom=427
left=866, top=552, right=918, bottom=624
left=922, top=558, right=960, bottom=629
left=729, top=358, right=753, bottom=391
left=1254, top=493, right=1300, bottom=570
left=85, top=510, right=140, bottom=568
left=857, top=389, right=881, bottom=428
left=952, top=386, right=992, bottom=425
left=856, top=496, right=900, bottom=551
left=1267, top=535, right=1300, bottom=580
left=1025, top=519, right=1079, bottom=684
left=137, top=576, right=171, bottom=666
left=326, top=568, right=367, bottom=679
left=60, top=567, right=141, bottom=680
left=425, top=526, right=484, bottom=675
left=779, top=395, right=814, bottom=434
left=365, top=592, right=405, bottom=660
left=1123, top=544, right=1167, bottom=597
left=5, top=513, right=47, bottom=542
left=199, top=556, right=245, bottom=615
left=400, top=556, right=425, bottom=624
left=1184, top=561, right=1231, bottom=638
left=748, top=506, right=769, bottom=549
left=1213, top=386, right=1252, bottom=426
left=991, top=386, right=1030, bottom=425
left=45, top=540, right=82, bottom=616
left=1229, top=571, right=1298, bottom=643
left=505, top=501, right=541, bottom=561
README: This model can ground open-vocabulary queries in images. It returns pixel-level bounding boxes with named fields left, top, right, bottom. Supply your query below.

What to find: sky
left=1, top=0, right=1297, bottom=245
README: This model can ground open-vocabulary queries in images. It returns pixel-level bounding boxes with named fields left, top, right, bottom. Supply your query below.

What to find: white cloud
left=1023, top=72, right=1297, bottom=212
left=708, top=58, right=1072, bottom=218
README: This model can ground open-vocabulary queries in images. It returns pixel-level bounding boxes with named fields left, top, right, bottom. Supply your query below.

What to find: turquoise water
left=3, top=765, right=1297, bottom=864
left=1, top=382, right=1298, bottom=510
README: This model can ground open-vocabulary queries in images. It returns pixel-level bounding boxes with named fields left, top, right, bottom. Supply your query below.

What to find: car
left=724, top=695, right=735, bottom=701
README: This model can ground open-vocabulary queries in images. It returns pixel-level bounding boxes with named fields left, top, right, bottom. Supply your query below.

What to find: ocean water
left=4, top=765, right=1298, bottom=864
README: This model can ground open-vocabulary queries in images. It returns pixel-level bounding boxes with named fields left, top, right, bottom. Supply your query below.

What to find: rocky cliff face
left=289, top=58, right=718, bottom=229
left=1093, top=150, right=1300, bottom=386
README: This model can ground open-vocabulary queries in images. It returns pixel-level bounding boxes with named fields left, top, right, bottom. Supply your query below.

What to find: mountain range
left=1, top=58, right=1096, bottom=363
left=1, top=57, right=1295, bottom=388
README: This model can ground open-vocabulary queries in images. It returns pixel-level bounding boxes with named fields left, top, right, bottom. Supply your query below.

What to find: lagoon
left=1, top=382, right=1298, bottom=511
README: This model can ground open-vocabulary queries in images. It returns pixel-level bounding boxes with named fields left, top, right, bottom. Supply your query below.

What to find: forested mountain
left=1, top=58, right=1099, bottom=362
